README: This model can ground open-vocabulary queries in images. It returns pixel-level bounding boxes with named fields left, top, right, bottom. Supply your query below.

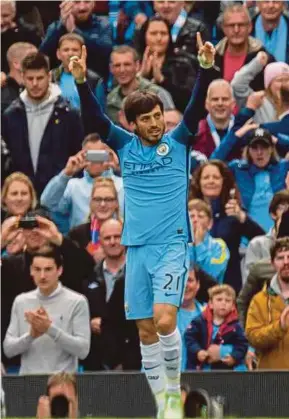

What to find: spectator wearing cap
left=251, top=0, right=289, bottom=63
left=231, top=53, right=289, bottom=123
left=213, top=125, right=289, bottom=232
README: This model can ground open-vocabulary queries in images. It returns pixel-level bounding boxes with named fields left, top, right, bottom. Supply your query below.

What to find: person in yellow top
left=246, top=237, right=289, bottom=369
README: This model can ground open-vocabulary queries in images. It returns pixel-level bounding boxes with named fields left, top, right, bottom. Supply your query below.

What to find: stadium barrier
left=3, top=371, right=289, bottom=418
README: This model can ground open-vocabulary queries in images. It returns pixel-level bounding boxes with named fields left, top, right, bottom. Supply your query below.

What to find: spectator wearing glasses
left=215, top=3, right=274, bottom=90
left=68, top=177, right=120, bottom=264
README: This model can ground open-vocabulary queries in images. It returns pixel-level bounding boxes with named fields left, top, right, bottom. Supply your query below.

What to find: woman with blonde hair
left=68, top=177, right=120, bottom=263
left=1, top=172, right=37, bottom=221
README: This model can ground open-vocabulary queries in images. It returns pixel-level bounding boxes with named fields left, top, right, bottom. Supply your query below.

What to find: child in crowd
left=51, top=33, right=106, bottom=111
left=177, top=266, right=205, bottom=371
left=185, top=284, right=248, bottom=371
left=189, top=199, right=230, bottom=283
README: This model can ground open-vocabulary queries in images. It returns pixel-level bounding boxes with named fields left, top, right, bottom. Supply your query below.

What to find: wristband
left=198, top=54, right=214, bottom=69
left=75, top=77, right=86, bottom=84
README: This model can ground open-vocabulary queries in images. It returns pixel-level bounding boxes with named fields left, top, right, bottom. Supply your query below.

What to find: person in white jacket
left=231, top=52, right=289, bottom=123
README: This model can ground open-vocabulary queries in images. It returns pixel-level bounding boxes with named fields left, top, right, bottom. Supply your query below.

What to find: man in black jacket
left=1, top=0, right=41, bottom=74
left=2, top=52, right=83, bottom=196
left=1, top=209, right=95, bottom=370
left=82, top=218, right=141, bottom=371
left=152, top=1, right=209, bottom=56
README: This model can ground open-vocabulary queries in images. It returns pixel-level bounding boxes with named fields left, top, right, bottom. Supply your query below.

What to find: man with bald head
left=1, top=42, right=37, bottom=113
left=82, top=219, right=141, bottom=371
left=193, top=78, right=236, bottom=158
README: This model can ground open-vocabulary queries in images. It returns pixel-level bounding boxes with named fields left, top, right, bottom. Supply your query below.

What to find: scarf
left=206, top=114, right=235, bottom=147
left=109, top=0, right=120, bottom=41
left=171, top=8, right=187, bottom=42
left=86, top=216, right=101, bottom=255
left=255, top=15, right=287, bottom=62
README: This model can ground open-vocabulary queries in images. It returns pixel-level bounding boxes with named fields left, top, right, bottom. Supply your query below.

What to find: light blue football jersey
left=106, top=122, right=192, bottom=246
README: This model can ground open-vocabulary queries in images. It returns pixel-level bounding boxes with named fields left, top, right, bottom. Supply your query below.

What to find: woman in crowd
left=213, top=122, right=289, bottom=232
left=68, top=177, right=120, bottom=263
left=231, top=53, right=289, bottom=123
left=136, top=15, right=198, bottom=112
left=190, top=160, right=265, bottom=293
left=1, top=172, right=38, bottom=222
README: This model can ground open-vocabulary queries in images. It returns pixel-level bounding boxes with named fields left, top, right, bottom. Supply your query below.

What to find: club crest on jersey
left=156, top=143, right=169, bottom=156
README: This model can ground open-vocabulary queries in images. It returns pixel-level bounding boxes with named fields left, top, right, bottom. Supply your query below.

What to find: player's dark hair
left=29, top=244, right=63, bottom=268
left=22, top=52, right=50, bottom=73
left=124, top=90, right=164, bottom=123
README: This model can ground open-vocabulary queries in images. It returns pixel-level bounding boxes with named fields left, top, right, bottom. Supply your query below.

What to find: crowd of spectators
left=1, top=0, right=289, bottom=376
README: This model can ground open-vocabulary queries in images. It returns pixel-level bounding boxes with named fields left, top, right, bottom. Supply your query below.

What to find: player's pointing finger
left=196, top=32, right=203, bottom=50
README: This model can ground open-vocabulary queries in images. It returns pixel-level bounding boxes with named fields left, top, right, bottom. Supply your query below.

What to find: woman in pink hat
left=231, top=52, right=289, bottom=123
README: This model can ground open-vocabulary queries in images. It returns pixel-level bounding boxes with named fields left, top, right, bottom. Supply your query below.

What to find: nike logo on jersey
left=165, top=292, right=177, bottom=297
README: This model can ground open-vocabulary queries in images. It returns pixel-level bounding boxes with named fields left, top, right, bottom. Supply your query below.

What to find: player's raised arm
left=69, top=46, right=111, bottom=140
left=182, top=33, right=216, bottom=135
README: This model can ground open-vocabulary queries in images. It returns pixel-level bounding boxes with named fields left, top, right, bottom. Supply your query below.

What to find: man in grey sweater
left=3, top=246, right=91, bottom=375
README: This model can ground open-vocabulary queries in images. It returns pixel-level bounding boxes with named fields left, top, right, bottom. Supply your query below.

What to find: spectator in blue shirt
left=51, top=33, right=106, bottom=112
left=177, top=267, right=204, bottom=371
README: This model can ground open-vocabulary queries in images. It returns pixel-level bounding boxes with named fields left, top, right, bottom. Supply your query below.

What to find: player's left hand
left=197, top=32, right=215, bottom=67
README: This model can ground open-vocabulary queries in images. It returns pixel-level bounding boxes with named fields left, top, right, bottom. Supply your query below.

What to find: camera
left=85, top=150, right=109, bottom=162
left=184, top=388, right=224, bottom=418
left=19, top=216, right=38, bottom=229
left=50, top=395, right=70, bottom=418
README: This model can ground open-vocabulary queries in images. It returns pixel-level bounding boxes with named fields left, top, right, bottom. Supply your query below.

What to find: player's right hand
left=68, top=45, right=87, bottom=82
